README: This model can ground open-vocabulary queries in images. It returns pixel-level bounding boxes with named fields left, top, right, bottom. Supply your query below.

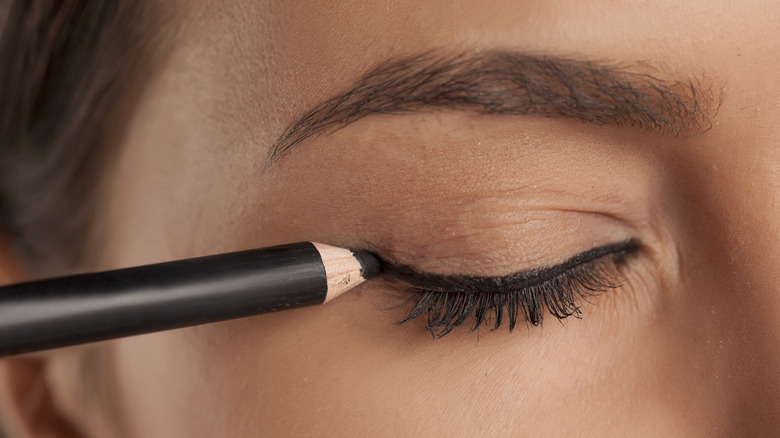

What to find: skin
left=2, top=0, right=780, bottom=436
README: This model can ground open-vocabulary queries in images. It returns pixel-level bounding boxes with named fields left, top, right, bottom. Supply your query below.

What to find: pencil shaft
left=0, top=242, right=327, bottom=356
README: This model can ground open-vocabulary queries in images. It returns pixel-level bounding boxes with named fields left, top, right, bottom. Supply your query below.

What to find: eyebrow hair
left=265, top=51, right=719, bottom=168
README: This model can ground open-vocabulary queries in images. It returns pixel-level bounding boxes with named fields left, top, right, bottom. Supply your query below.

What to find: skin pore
left=2, top=0, right=780, bottom=436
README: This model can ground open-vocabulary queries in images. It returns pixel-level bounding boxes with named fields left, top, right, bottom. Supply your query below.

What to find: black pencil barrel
left=0, top=242, right=327, bottom=356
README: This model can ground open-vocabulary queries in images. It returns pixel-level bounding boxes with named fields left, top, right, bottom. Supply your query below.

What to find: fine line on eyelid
left=381, top=239, right=641, bottom=294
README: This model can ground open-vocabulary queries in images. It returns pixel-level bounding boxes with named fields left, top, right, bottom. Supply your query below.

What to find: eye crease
left=381, top=239, right=641, bottom=337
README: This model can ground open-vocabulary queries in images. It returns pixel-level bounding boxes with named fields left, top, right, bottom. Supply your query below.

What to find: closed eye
left=381, top=239, right=641, bottom=337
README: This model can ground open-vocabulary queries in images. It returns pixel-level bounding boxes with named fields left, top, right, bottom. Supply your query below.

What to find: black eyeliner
left=0, top=242, right=380, bottom=357
left=382, top=239, right=641, bottom=293
left=382, top=239, right=641, bottom=336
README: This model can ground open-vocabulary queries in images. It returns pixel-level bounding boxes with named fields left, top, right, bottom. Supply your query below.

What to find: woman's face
left=80, top=0, right=780, bottom=436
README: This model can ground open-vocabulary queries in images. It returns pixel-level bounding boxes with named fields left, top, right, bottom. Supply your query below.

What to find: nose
left=665, top=119, right=780, bottom=434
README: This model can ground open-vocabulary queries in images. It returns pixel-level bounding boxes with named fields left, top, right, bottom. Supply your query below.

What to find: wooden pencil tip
left=312, top=243, right=381, bottom=302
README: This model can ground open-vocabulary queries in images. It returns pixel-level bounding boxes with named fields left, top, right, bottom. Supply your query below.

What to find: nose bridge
left=710, top=148, right=780, bottom=289
left=669, top=123, right=780, bottom=432
left=720, top=148, right=780, bottom=425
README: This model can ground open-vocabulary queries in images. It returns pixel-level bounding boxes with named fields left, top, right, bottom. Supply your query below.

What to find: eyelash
left=391, top=240, right=640, bottom=337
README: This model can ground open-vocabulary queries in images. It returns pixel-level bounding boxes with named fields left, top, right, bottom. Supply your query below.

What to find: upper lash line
left=379, top=239, right=641, bottom=294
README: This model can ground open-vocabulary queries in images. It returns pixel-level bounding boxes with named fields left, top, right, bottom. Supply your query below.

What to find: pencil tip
left=313, top=242, right=381, bottom=302
left=352, top=250, right=382, bottom=279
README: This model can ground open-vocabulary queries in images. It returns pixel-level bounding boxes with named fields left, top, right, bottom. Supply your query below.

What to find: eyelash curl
left=387, top=239, right=640, bottom=337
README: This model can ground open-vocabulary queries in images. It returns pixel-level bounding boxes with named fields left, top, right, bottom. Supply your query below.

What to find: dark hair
left=0, top=0, right=163, bottom=276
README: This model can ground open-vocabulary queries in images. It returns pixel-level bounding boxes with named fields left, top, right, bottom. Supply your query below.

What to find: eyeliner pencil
left=0, top=242, right=381, bottom=357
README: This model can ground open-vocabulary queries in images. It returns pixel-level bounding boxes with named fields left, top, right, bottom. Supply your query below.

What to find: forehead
left=174, top=0, right=776, bottom=146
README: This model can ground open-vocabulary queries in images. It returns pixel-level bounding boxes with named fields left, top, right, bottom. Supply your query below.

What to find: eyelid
left=381, top=239, right=641, bottom=294
left=380, top=239, right=641, bottom=336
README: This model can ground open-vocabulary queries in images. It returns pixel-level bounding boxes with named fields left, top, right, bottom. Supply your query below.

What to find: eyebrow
left=265, top=51, right=719, bottom=168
